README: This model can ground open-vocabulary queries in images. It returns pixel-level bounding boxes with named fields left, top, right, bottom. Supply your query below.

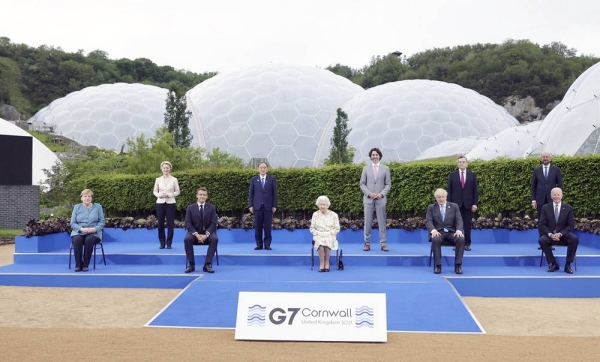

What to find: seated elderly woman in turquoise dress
left=309, top=195, right=340, bottom=272
left=70, top=189, right=105, bottom=272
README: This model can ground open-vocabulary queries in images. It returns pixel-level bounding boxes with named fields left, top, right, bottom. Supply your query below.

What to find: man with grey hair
left=425, top=188, right=465, bottom=274
left=538, top=187, right=578, bottom=274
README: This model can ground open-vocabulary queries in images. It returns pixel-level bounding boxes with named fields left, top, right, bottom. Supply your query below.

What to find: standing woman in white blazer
left=153, top=161, right=180, bottom=249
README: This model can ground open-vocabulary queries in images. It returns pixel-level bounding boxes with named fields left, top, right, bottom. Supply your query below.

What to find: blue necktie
left=261, top=177, right=265, bottom=189
left=554, top=204, right=559, bottom=223
left=440, top=205, right=445, bottom=222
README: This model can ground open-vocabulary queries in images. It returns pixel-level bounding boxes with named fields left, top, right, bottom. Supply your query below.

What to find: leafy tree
left=164, top=86, right=193, bottom=148
left=325, top=108, right=354, bottom=165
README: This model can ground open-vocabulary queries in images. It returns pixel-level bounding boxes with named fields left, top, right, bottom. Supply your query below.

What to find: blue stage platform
left=2, top=228, right=600, bottom=333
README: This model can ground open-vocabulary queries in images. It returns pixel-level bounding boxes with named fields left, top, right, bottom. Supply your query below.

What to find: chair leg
left=336, top=250, right=339, bottom=269
left=428, top=246, right=433, bottom=267
left=68, top=244, right=73, bottom=269
left=540, top=251, right=544, bottom=267
left=93, top=245, right=96, bottom=269
left=215, top=247, right=219, bottom=266
left=100, top=243, right=106, bottom=265
left=574, top=256, right=578, bottom=271
left=310, top=247, right=314, bottom=270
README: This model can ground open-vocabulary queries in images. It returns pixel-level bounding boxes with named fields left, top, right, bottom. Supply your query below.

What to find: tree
left=164, top=85, right=193, bottom=148
left=325, top=108, right=354, bottom=165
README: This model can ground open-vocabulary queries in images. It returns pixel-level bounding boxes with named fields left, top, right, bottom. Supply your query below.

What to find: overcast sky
left=2, top=0, right=599, bottom=74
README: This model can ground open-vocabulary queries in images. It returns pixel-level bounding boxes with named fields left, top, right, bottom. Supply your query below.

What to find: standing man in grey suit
left=360, top=147, right=391, bottom=252
left=531, top=152, right=563, bottom=218
left=447, top=155, right=478, bottom=251
left=425, top=188, right=465, bottom=274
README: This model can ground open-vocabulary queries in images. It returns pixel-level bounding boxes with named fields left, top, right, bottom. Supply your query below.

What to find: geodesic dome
left=529, top=61, right=600, bottom=156
left=1, top=118, right=60, bottom=186
left=319, top=80, right=519, bottom=164
left=466, top=121, right=541, bottom=160
left=415, top=137, right=484, bottom=160
left=29, top=83, right=169, bottom=151
left=186, top=64, right=364, bottom=168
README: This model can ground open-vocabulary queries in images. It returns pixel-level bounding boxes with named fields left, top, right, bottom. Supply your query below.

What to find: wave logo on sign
left=355, top=306, right=374, bottom=328
left=247, top=304, right=266, bottom=327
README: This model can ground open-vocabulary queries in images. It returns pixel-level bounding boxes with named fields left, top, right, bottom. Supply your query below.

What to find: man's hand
left=531, top=201, right=537, bottom=210
left=369, top=193, right=378, bottom=199
left=472, top=205, right=478, bottom=212
left=454, top=230, right=464, bottom=238
left=249, top=207, right=254, bottom=214
left=195, top=233, right=207, bottom=244
left=272, top=207, right=277, bottom=213
left=431, top=230, right=441, bottom=238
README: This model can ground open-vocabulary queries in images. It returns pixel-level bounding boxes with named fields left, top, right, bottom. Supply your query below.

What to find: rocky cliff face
left=503, top=96, right=560, bottom=123
left=0, top=104, right=21, bottom=120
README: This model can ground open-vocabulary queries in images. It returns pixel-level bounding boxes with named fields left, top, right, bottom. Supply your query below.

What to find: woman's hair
left=80, top=189, right=94, bottom=197
left=315, top=195, right=331, bottom=207
left=160, top=161, right=173, bottom=170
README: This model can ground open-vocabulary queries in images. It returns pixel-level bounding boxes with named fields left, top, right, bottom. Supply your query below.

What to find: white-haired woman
left=309, top=195, right=340, bottom=272
left=70, top=189, right=105, bottom=272
left=153, top=161, right=180, bottom=249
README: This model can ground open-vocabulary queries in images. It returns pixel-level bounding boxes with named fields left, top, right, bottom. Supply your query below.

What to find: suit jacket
left=447, top=169, right=478, bottom=209
left=538, top=202, right=575, bottom=236
left=248, top=175, right=278, bottom=209
left=425, top=202, right=463, bottom=234
left=185, top=202, right=218, bottom=235
left=531, top=165, right=563, bottom=205
left=359, top=163, right=391, bottom=204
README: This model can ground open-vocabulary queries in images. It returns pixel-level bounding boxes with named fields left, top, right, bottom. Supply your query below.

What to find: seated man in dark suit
left=538, top=187, right=578, bottom=274
left=425, top=188, right=465, bottom=275
left=184, top=187, right=219, bottom=273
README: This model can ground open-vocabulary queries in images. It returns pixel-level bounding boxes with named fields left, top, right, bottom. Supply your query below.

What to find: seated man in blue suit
left=425, top=188, right=465, bottom=275
left=538, top=187, right=578, bottom=274
left=184, top=187, right=219, bottom=273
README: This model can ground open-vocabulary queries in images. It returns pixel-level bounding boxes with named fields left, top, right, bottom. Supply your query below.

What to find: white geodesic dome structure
left=186, top=63, right=364, bottom=168
left=317, top=80, right=519, bottom=164
left=29, top=83, right=169, bottom=151
left=415, top=137, right=484, bottom=160
left=528, top=61, right=600, bottom=156
left=466, top=121, right=541, bottom=160
left=0, top=118, right=60, bottom=186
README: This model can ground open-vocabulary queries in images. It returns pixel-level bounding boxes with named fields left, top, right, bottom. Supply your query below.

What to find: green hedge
left=86, top=155, right=600, bottom=218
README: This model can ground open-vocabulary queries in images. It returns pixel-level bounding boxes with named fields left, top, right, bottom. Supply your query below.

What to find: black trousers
left=431, top=232, right=465, bottom=267
left=71, top=234, right=99, bottom=268
left=460, top=207, right=473, bottom=246
left=539, top=233, right=579, bottom=265
left=254, top=205, right=273, bottom=248
left=184, top=232, right=218, bottom=266
left=157, top=203, right=176, bottom=247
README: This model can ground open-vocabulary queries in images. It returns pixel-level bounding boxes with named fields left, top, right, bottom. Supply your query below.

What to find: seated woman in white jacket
left=309, top=195, right=340, bottom=272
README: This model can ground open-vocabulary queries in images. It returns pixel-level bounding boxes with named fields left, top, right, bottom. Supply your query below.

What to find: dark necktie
left=554, top=204, right=559, bottom=223
left=544, top=167, right=548, bottom=180
left=460, top=171, right=465, bottom=189
left=199, top=204, right=204, bottom=221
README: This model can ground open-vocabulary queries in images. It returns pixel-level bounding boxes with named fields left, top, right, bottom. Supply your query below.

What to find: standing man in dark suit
left=538, top=188, right=578, bottom=274
left=531, top=152, right=563, bottom=218
left=447, top=155, right=478, bottom=251
left=360, top=147, right=392, bottom=252
left=425, top=188, right=465, bottom=275
left=184, top=187, right=219, bottom=273
left=249, top=162, right=278, bottom=250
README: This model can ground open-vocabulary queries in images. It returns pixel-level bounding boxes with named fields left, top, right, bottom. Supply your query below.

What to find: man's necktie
left=440, top=205, right=445, bottom=222
left=199, top=204, right=204, bottom=220
left=373, top=165, right=379, bottom=180
left=544, top=167, right=548, bottom=180
left=460, top=171, right=465, bottom=189
left=261, top=177, right=265, bottom=188
left=554, top=204, right=559, bottom=222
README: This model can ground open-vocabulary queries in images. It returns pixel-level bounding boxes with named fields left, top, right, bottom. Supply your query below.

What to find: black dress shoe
left=547, top=263, right=559, bottom=272
left=203, top=264, right=215, bottom=273
left=82, top=267, right=89, bottom=272
left=159, top=245, right=165, bottom=249
left=185, top=265, right=195, bottom=273
left=381, top=245, right=389, bottom=252
left=564, top=265, right=573, bottom=274
left=434, top=266, right=441, bottom=274
left=465, top=246, right=471, bottom=251
left=254, top=246, right=263, bottom=250
left=167, top=245, right=172, bottom=249
left=324, top=268, right=330, bottom=272
left=265, top=247, right=272, bottom=250
left=454, top=265, right=463, bottom=274
left=318, top=268, right=324, bottom=272
left=74, top=267, right=82, bottom=272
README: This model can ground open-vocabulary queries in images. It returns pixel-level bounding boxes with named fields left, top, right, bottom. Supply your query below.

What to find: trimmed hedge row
left=86, top=155, right=600, bottom=218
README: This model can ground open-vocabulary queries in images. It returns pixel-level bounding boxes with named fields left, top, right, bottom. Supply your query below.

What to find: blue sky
left=2, top=0, right=599, bottom=74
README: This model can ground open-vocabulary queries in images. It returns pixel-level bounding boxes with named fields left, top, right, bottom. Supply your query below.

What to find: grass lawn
left=0, top=229, right=23, bottom=237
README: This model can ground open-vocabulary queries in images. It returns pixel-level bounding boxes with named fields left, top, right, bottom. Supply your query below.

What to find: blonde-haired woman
left=309, top=195, right=340, bottom=272
left=70, top=189, right=105, bottom=272
left=153, top=161, right=180, bottom=249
